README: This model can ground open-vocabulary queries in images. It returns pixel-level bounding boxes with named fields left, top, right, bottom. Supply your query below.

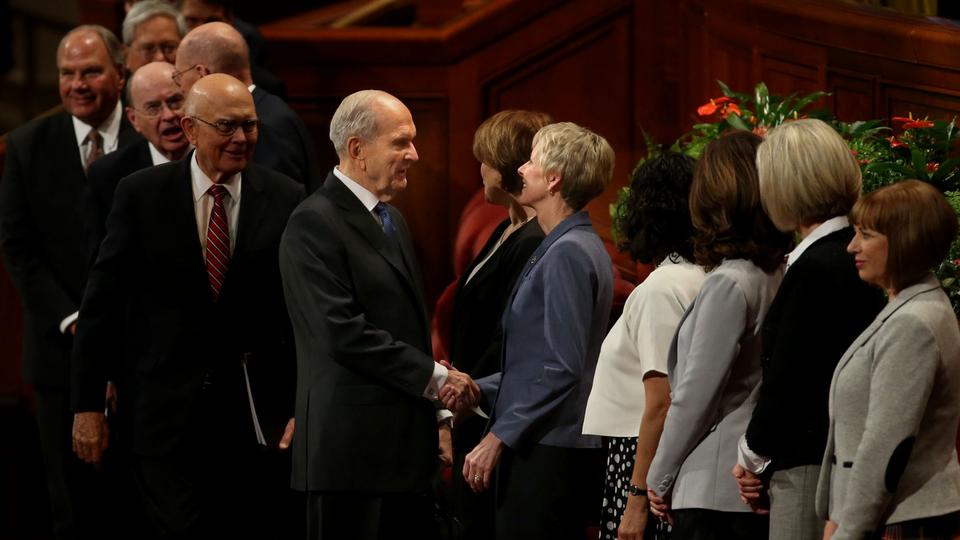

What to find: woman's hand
left=732, top=463, right=769, bottom=513
left=617, top=493, right=649, bottom=540
left=463, top=432, right=504, bottom=492
left=822, top=519, right=838, bottom=540
left=647, top=489, right=672, bottom=525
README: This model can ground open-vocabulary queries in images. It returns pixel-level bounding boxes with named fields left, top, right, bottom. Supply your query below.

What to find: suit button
left=529, top=255, right=537, bottom=264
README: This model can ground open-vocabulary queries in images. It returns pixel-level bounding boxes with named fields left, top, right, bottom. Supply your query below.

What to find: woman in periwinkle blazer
left=646, top=131, right=792, bottom=540
left=733, top=119, right=886, bottom=540
left=817, top=180, right=960, bottom=540
left=461, top=122, right=615, bottom=540
left=448, top=109, right=550, bottom=540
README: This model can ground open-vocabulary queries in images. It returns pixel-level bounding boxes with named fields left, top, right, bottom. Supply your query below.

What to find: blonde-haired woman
left=818, top=180, right=960, bottom=539
left=734, top=118, right=885, bottom=540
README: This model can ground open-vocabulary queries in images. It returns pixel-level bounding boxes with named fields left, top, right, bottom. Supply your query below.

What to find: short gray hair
left=329, top=90, right=387, bottom=156
left=532, top=122, right=615, bottom=211
left=58, top=25, right=125, bottom=67
left=122, top=1, right=187, bottom=45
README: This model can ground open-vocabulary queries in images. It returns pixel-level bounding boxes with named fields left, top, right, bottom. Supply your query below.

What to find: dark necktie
left=83, top=129, right=104, bottom=173
left=205, top=184, right=230, bottom=301
left=373, top=202, right=397, bottom=241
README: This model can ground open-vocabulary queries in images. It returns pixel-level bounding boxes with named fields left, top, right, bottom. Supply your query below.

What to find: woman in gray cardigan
left=818, top=180, right=960, bottom=540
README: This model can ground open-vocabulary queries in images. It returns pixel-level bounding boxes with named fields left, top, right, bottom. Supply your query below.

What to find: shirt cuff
left=436, top=408, right=453, bottom=425
left=738, top=434, right=771, bottom=474
left=422, top=361, right=448, bottom=399
left=59, top=311, right=79, bottom=335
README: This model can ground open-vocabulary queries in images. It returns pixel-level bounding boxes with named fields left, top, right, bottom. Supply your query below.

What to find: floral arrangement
left=612, top=81, right=960, bottom=313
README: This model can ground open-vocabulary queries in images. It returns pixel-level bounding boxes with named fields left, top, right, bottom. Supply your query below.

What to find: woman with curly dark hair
left=646, top=131, right=792, bottom=540
left=583, top=152, right=705, bottom=540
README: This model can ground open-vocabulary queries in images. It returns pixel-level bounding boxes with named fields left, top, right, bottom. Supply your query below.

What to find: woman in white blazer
left=818, top=179, right=960, bottom=540
left=646, top=131, right=792, bottom=540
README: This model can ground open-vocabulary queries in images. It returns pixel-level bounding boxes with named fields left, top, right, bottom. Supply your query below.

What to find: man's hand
left=278, top=417, right=295, bottom=450
left=438, top=423, right=453, bottom=467
left=732, top=463, right=769, bottom=514
left=72, top=412, right=109, bottom=466
left=823, top=519, right=838, bottom=540
left=69, top=322, right=77, bottom=335
left=463, top=431, right=503, bottom=492
left=438, top=361, right=479, bottom=412
left=647, top=489, right=673, bottom=525
left=617, top=492, right=649, bottom=540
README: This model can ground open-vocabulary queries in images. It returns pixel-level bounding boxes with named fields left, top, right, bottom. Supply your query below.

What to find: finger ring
left=473, top=474, right=481, bottom=482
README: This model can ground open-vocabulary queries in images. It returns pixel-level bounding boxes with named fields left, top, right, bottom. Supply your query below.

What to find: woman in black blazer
left=733, top=119, right=885, bottom=540
left=448, top=109, right=550, bottom=539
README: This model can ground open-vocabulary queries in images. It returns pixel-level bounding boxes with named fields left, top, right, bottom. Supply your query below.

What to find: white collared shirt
left=148, top=143, right=171, bottom=166
left=331, top=166, right=451, bottom=414
left=190, top=152, right=241, bottom=257
left=72, top=101, right=122, bottom=164
left=786, top=215, right=850, bottom=271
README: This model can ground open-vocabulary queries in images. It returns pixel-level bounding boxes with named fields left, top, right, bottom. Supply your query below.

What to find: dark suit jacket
left=449, top=217, right=543, bottom=450
left=745, top=226, right=885, bottom=471
left=280, top=171, right=438, bottom=493
left=0, top=110, right=139, bottom=388
left=80, top=139, right=154, bottom=265
left=71, top=156, right=304, bottom=458
left=253, top=87, right=322, bottom=194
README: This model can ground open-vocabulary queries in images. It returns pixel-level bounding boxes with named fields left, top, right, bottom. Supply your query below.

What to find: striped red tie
left=205, top=184, right=230, bottom=301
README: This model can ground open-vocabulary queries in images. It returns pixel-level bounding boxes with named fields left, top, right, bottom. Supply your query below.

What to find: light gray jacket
left=816, top=274, right=960, bottom=539
left=648, top=258, right=782, bottom=512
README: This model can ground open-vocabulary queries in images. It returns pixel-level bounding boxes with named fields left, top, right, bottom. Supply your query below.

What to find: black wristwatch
left=627, top=484, right=648, bottom=497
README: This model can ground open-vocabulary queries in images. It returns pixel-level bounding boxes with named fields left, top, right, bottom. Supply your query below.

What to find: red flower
left=697, top=96, right=736, bottom=117
left=927, top=162, right=940, bottom=173
left=888, top=136, right=908, bottom=149
left=892, top=114, right=934, bottom=130
left=722, top=102, right=741, bottom=119
left=954, top=259, right=960, bottom=267
left=752, top=125, right=768, bottom=137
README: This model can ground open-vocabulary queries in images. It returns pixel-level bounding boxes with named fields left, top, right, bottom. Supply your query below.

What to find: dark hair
left=472, top=110, right=552, bottom=194
left=689, top=131, right=792, bottom=272
left=615, top=152, right=697, bottom=264
left=851, top=179, right=959, bottom=292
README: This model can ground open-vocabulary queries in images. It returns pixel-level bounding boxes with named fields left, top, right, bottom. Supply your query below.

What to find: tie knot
left=208, top=184, right=227, bottom=202
left=373, top=202, right=388, bottom=218
left=85, top=129, right=102, bottom=146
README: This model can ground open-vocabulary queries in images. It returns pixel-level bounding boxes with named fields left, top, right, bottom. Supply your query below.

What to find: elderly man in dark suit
left=0, top=24, right=139, bottom=539
left=71, top=73, right=303, bottom=538
left=173, top=21, right=321, bottom=192
left=280, top=89, right=478, bottom=540
left=82, top=61, right=192, bottom=264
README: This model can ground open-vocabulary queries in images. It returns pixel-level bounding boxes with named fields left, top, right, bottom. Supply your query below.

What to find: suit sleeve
left=647, top=273, right=748, bottom=497
left=489, top=243, right=597, bottom=449
left=0, top=136, right=78, bottom=330
left=71, top=180, right=135, bottom=412
left=831, top=314, right=939, bottom=540
left=279, top=208, right=435, bottom=399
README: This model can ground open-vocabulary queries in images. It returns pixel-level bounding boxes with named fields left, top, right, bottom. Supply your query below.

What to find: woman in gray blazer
left=646, top=131, right=792, bottom=540
left=461, top=122, right=615, bottom=540
left=817, top=180, right=960, bottom=540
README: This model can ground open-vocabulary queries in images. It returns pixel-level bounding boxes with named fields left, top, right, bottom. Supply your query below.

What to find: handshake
left=438, top=360, right=481, bottom=413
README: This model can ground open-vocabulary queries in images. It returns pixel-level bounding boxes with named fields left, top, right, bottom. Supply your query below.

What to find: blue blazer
left=479, top=211, right=613, bottom=450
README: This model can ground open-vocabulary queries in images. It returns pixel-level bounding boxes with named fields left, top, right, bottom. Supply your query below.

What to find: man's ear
left=181, top=116, right=197, bottom=145
left=347, top=136, right=365, bottom=169
left=125, top=106, right=142, bottom=135
left=196, top=64, right=211, bottom=78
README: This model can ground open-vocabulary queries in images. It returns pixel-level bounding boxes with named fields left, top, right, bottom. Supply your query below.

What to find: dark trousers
left=495, top=444, right=604, bottom=540
left=306, top=491, right=438, bottom=540
left=671, top=508, right=769, bottom=540
left=33, top=386, right=113, bottom=540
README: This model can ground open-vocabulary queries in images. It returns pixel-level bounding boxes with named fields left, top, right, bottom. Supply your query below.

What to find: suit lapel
left=118, top=115, right=140, bottom=148
left=168, top=154, right=211, bottom=300
left=232, top=166, right=268, bottom=263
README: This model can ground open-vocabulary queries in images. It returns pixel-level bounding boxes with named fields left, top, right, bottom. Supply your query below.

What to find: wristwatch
left=627, top=484, right=648, bottom=497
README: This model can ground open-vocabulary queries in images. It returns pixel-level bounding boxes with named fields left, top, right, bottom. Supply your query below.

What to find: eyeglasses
left=136, top=94, right=185, bottom=117
left=191, top=116, right=260, bottom=137
left=171, top=64, right=198, bottom=86
left=135, top=42, right=178, bottom=60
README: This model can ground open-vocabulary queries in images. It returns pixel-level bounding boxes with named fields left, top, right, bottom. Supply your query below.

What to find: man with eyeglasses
left=174, top=22, right=323, bottom=193
left=72, top=73, right=303, bottom=538
left=0, top=25, right=139, bottom=539
left=82, top=61, right=191, bottom=266
left=122, top=1, right=187, bottom=75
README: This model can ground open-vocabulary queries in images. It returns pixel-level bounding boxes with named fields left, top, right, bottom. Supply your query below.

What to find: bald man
left=82, top=61, right=191, bottom=264
left=174, top=21, right=322, bottom=192
left=72, top=73, right=303, bottom=538
left=0, top=24, right=138, bottom=539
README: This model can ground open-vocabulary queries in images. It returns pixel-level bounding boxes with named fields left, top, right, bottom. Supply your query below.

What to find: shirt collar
left=190, top=151, right=241, bottom=203
left=148, top=142, right=171, bottom=166
left=333, top=166, right=380, bottom=212
left=786, top=215, right=850, bottom=269
left=248, top=83, right=257, bottom=93
left=72, top=100, right=123, bottom=150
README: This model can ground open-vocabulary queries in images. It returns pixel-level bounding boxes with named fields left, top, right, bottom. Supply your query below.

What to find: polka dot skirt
left=599, top=436, right=671, bottom=540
